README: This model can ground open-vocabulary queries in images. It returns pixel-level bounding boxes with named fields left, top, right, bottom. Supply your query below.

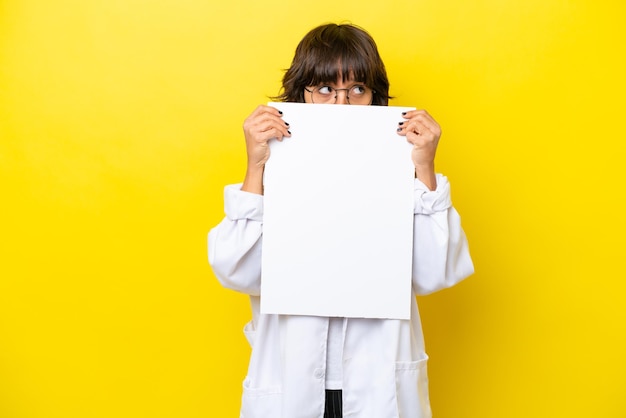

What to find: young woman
left=208, top=23, right=474, bottom=418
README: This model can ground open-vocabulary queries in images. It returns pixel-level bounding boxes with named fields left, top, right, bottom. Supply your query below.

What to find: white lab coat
left=208, top=174, right=474, bottom=418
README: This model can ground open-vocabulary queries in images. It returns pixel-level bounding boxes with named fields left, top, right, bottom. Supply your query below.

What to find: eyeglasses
left=304, top=84, right=374, bottom=105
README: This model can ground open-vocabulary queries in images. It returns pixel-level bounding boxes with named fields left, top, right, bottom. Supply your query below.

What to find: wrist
left=414, top=164, right=436, bottom=191
left=242, top=165, right=264, bottom=195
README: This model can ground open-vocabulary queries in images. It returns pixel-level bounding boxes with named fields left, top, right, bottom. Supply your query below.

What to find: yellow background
left=1, top=0, right=625, bottom=417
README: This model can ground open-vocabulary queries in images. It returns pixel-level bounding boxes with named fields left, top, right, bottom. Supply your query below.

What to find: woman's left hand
left=397, top=109, right=441, bottom=190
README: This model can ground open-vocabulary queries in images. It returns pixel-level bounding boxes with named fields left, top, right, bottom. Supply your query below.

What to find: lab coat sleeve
left=208, top=184, right=264, bottom=296
left=412, top=174, right=474, bottom=295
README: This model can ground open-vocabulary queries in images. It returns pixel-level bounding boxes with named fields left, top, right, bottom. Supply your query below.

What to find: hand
left=243, top=105, right=291, bottom=168
left=241, top=105, right=291, bottom=194
left=396, top=109, right=441, bottom=190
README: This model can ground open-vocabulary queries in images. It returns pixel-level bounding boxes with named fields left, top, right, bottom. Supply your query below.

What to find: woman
left=208, top=23, right=474, bottom=418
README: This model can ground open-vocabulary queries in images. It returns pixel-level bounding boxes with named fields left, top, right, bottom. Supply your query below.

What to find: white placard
left=261, top=103, right=416, bottom=319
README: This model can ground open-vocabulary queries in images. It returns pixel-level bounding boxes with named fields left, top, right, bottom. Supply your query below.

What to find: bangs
left=307, top=50, right=373, bottom=86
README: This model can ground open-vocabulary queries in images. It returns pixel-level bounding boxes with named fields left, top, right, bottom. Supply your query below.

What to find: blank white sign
left=261, top=103, right=416, bottom=319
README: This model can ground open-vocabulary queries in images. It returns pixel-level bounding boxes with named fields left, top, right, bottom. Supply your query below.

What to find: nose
left=334, top=89, right=349, bottom=105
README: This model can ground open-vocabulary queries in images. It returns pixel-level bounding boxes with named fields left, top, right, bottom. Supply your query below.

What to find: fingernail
left=398, top=121, right=404, bottom=125
left=402, top=112, right=407, bottom=115
left=287, top=130, right=291, bottom=135
left=278, top=110, right=283, bottom=115
left=397, top=127, right=402, bottom=132
left=285, top=122, right=290, bottom=126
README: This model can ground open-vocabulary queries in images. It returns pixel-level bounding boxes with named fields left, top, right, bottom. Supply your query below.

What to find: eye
left=351, top=85, right=367, bottom=95
left=317, top=86, right=334, bottom=95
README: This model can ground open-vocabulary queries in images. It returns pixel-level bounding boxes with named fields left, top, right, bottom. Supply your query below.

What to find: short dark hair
left=275, top=23, right=391, bottom=105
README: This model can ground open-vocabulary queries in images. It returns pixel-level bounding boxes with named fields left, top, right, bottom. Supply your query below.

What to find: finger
left=254, top=118, right=291, bottom=139
left=402, top=109, right=433, bottom=121
left=401, top=110, right=440, bottom=133
left=247, top=109, right=290, bottom=133
left=250, top=117, right=292, bottom=144
left=245, top=106, right=289, bottom=132
left=248, top=112, right=289, bottom=129
left=397, top=118, right=428, bottom=137
left=250, top=104, right=284, bottom=118
left=407, top=119, right=430, bottom=136
left=258, top=127, right=290, bottom=142
left=416, top=117, right=440, bottom=137
left=398, top=118, right=440, bottom=141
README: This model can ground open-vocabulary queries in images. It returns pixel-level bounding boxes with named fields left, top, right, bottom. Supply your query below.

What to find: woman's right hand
left=241, top=105, right=291, bottom=194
